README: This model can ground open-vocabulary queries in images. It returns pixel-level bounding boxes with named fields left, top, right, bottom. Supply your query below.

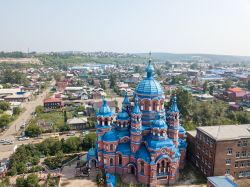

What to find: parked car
left=67, top=131, right=76, bottom=136
left=3, top=140, right=13, bottom=145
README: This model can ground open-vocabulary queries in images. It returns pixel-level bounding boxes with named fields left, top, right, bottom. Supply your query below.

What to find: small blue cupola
left=97, top=98, right=113, bottom=117
left=122, top=91, right=130, bottom=106
left=117, top=109, right=129, bottom=120
left=97, top=98, right=113, bottom=127
left=132, top=97, right=141, bottom=115
left=170, top=96, right=179, bottom=113
left=116, top=108, right=130, bottom=129
left=153, top=113, right=168, bottom=129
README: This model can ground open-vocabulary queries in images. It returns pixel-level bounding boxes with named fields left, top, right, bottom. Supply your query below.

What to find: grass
left=178, top=162, right=206, bottom=185
left=31, top=110, right=73, bottom=131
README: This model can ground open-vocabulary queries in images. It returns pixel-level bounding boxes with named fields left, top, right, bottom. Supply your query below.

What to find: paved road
left=0, top=80, right=55, bottom=160
left=1, top=80, right=55, bottom=140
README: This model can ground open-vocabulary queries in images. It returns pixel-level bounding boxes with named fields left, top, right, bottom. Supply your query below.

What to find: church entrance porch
left=127, top=163, right=137, bottom=175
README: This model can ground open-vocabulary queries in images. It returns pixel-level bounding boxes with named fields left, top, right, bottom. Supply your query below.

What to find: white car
left=3, top=140, right=13, bottom=145
left=18, top=137, right=25, bottom=141
left=67, top=132, right=75, bottom=136
left=0, top=139, right=7, bottom=143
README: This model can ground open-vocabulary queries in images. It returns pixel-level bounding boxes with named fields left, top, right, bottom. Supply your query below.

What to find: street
left=0, top=81, right=55, bottom=160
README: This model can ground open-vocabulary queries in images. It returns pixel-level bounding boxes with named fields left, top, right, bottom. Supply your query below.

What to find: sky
left=0, top=0, right=250, bottom=56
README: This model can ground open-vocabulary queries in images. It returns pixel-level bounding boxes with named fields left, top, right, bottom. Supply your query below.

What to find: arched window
left=110, top=158, right=113, bottom=166
left=153, top=102, right=157, bottom=111
left=104, top=119, right=108, bottom=125
left=118, top=154, right=122, bottom=166
left=110, top=144, right=113, bottom=151
left=157, top=163, right=160, bottom=174
left=144, top=100, right=150, bottom=111
left=140, top=161, right=144, bottom=175
left=161, top=160, right=165, bottom=173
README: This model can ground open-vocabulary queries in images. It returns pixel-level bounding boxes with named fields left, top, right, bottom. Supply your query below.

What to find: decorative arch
left=88, top=158, right=98, bottom=168
left=117, top=153, right=122, bottom=166
left=144, top=99, right=151, bottom=111
left=152, top=99, right=160, bottom=111
left=110, top=158, right=114, bottom=166
left=127, top=162, right=137, bottom=175
left=155, top=155, right=172, bottom=176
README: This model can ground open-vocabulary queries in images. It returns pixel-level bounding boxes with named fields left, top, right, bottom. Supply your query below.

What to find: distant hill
left=136, top=52, right=250, bottom=63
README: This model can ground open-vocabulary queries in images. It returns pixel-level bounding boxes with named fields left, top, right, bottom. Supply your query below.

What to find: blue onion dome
left=178, top=125, right=186, bottom=134
left=170, top=96, right=179, bottom=112
left=87, top=147, right=96, bottom=157
left=117, top=109, right=129, bottom=120
left=132, top=97, right=141, bottom=115
left=153, top=113, right=168, bottom=129
left=135, top=60, right=163, bottom=96
left=122, top=92, right=130, bottom=105
left=97, top=98, right=113, bottom=117
left=178, top=139, right=187, bottom=149
left=102, top=130, right=118, bottom=142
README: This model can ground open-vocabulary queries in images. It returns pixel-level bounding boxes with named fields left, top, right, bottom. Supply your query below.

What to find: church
left=87, top=59, right=187, bottom=186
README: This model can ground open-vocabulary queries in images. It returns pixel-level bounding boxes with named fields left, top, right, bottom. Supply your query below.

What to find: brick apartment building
left=187, top=124, right=250, bottom=179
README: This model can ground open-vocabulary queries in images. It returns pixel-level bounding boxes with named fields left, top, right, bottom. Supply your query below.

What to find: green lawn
left=31, top=110, right=73, bottom=132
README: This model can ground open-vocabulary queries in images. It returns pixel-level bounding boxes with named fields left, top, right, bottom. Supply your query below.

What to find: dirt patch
left=0, top=58, right=42, bottom=64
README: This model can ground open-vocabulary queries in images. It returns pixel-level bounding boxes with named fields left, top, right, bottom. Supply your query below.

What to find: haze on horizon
left=0, top=0, right=250, bottom=56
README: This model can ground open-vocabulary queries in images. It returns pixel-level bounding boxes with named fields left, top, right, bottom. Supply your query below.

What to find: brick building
left=187, top=125, right=250, bottom=179
left=87, top=60, right=187, bottom=186
left=43, top=98, right=63, bottom=110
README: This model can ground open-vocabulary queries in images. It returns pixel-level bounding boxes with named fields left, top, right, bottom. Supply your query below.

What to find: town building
left=67, top=117, right=88, bottom=130
left=43, top=98, right=63, bottom=110
left=87, top=60, right=187, bottom=186
left=187, top=124, right=250, bottom=179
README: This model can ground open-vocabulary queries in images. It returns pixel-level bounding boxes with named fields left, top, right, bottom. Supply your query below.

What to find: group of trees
left=0, top=101, right=22, bottom=128
left=0, top=69, right=29, bottom=85
left=8, top=133, right=96, bottom=175
left=25, top=124, right=43, bottom=137
left=171, top=88, right=250, bottom=130
left=16, top=173, right=39, bottom=187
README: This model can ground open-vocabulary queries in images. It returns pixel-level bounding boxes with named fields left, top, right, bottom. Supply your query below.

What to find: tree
left=209, top=84, right=215, bottom=95
left=82, top=132, right=96, bottom=150
left=203, top=81, right=209, bottom=93
left=63, top=137, right=81, bottom=153
left=35, top=106, right=44, bottom=114
left=174, top=89, right=193, bottom=119
left=100, top=80, right=106, bottom=90
left=190, top=63, right=198, bottom=69
left=13, top=107, right=22, bottom=115
left=0, top=114, right=11, bottom=128
left=223, top=79, right=233, bottom=89
left=16, top=162, right=27, bottom=174
left=16, top=177, right=26, bottom=187
left=0, top=177, right=10, bottom=187
left=109, top=74, right=117, bottom=88
left=0, top=101, right=10, bottom=111
left=25, top=124, right=42, bottom=137
left=26, top=173, right=40, bottom=187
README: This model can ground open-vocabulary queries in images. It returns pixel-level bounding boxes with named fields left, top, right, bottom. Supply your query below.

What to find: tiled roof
left=44, top=97, right=61, bottom=103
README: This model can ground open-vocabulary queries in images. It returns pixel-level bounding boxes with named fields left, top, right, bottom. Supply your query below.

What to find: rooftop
left=207, top=176, right=237, bottom=187
left=197, top=124, right=250, bottom=141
